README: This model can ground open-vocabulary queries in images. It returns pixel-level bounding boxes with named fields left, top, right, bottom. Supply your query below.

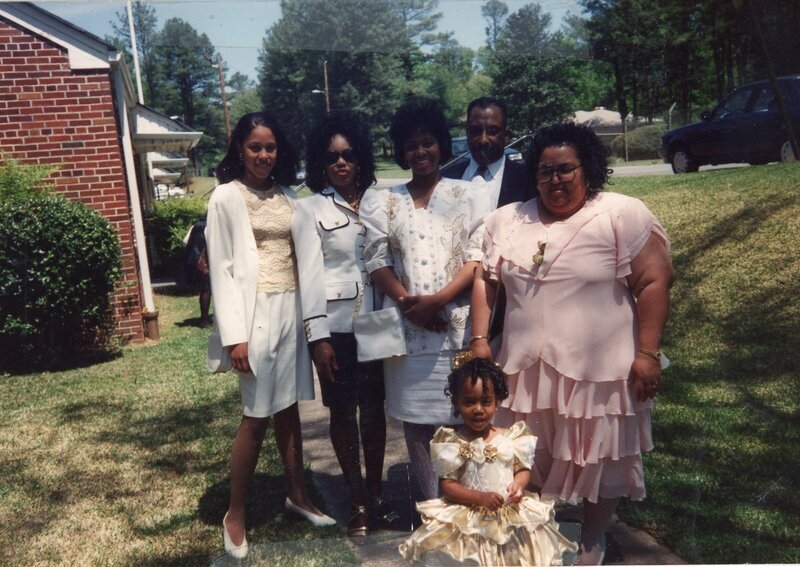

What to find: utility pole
left=323, top=60, right=331, bottom=112
left=126, top=0, right=144, bottom=105
left=208, top=53, right=232, bottom=140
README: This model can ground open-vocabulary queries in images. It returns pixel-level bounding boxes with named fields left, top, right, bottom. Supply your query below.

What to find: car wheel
left=780, top=140, right=797, bottom=162
left=671, top=148, right=699, bottom=173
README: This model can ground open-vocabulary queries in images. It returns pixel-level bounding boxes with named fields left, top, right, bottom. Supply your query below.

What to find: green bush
left=144, top=197, right=207, bottom=277
left=610, top=124, right=666, bottom=161
left=0, top=194, right=123, bottom=372
left=0, top=154, right=57, bottom=202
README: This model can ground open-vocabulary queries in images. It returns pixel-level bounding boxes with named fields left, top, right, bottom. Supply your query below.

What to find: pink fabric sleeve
left=613, top=197, right=671, bottom=278
left=480, top=208, right=507, bottom=281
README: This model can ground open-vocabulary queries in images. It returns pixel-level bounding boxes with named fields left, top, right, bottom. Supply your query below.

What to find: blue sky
left=34, top=0, right=581, bottom=79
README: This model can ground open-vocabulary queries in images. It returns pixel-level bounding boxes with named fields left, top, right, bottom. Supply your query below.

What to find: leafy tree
left=482, top=0, right=509, bottom=51
left=109, top=1, right=160, bottom=105
left=258, top=0, right=408, bottom=153
left=393, top=0, right=444, bottom=46
left=487, top=3, right=576, bottom=133
left=154, top=18, right=222, bottom=171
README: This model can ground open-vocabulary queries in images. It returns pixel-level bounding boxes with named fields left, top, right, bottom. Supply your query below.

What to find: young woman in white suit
left=207, top=112, right=334, bottom=559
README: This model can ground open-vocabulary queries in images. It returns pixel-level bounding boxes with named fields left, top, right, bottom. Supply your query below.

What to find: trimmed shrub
left=0, top=194, right=122, bottom=372
left=610, top=124, right=666, bottom=161
left=0, top=154, right=56, bottom=202
left=144, top=197, right=207, bottom=278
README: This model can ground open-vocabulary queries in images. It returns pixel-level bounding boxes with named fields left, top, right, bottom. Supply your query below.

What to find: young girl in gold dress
left=399, top=353, right=577, bottom=566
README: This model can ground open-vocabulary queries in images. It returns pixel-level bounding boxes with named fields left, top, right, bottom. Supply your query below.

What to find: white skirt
left=384, top=351, right=461, bottom=425
left=238, top=290, right=314, bottom=418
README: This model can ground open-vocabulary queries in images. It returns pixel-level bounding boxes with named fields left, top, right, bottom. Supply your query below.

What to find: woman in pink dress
left=470, top=122, right=673, bottom=565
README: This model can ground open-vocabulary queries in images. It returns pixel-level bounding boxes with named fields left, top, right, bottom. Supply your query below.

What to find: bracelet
left=637, top=348, right=662, bottom=362
left=469, top=335, right=489, bottom=344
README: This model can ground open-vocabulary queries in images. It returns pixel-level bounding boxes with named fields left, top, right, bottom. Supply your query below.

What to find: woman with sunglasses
left=293, top=110, right=400, bottom=537
left=470, top=122, right=674, bottom=565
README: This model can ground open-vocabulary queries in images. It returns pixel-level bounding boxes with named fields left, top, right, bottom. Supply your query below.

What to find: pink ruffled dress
left=482, top=192, right=670, bottom=504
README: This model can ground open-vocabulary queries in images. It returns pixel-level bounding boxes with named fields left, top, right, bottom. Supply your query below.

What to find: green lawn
left=1, top=162, right=798, bottom=564
left=0, top=292, right=352, bottom=565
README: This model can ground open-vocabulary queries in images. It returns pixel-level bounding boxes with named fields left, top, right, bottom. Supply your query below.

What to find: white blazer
left=205, top=180, right=299, bottom=377
left=292, top=186, right=375, bottom=343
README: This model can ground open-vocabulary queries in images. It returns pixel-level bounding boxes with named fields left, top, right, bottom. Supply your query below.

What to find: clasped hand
left=398, top=294, right=447, bottom=332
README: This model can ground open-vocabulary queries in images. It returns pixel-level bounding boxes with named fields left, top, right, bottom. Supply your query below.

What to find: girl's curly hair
left=444, top=357, right=509, bottom=417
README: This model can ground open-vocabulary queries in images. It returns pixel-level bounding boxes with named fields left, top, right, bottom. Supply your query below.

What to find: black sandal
left=347, top=505, right=369, bottom=537
left=371, top=497, right=403, bottom=531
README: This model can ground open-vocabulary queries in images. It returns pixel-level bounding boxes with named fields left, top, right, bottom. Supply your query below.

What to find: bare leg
left=273, top=402, right=325, bottom=515
left=403, top=421, right=438, bottom=501
left=360, top=402, right=387, bottom=500
left=225, top=416, right=270, bottom=546
left=330, top=407, right=367, bottom=506
left=577, top=496, right=619, bottom=565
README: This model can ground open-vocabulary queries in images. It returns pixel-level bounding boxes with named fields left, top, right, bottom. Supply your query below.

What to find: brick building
left=0, top=3, right=200, bottom=342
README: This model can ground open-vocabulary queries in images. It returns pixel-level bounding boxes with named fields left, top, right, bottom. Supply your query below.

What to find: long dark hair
left=215, top=111, right=298, bottom=186
left=305, top=110, right=376, bottom=194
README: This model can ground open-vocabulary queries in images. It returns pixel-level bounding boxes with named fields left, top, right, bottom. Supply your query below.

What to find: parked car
left=450, top=136, right=523, bottom=161
left=661, top=75, right=800, bottom=173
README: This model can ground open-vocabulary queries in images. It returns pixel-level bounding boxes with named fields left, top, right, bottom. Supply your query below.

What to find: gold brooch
left=483, top=445, right=498, bottom=463
left=532, top=241, right=546, bottom=266
left=458, top=443, right=474, bottom=460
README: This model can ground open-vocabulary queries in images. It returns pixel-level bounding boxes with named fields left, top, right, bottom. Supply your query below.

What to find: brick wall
left=0, top=18, right=145, bottom=342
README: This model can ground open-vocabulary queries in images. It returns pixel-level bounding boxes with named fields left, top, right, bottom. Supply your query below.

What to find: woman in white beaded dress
left=360, top=97, right=484, bottom=502
left=207, top=112, right=335, bottom=559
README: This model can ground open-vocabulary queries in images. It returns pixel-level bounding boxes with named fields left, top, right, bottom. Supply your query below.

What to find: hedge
left=0, top=194, right=122, bottom=372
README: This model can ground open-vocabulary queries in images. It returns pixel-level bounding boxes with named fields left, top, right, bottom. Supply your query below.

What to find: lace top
left=431, top=422, right=536, bottom=495
left=237, top=180, right=297, bottom=292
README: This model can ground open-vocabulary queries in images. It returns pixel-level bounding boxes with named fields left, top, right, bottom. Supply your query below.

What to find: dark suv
left=661, top=76, right=800, bottom=173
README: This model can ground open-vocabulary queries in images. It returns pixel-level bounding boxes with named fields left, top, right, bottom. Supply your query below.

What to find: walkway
left=298, top=380, right=684, bottom=566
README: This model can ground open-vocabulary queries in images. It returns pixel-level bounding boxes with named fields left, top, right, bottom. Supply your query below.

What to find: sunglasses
left=323, top=147, right=357, bottom=165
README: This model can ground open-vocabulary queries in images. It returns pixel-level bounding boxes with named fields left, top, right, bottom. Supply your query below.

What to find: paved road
left=374, top=162, right=749, bottom=188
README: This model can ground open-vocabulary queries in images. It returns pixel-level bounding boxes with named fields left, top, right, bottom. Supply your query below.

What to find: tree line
left=109, top=0, right=800, bottom=173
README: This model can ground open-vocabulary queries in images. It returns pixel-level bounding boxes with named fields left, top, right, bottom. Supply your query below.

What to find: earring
left=238, top=151, right=243, bottom=162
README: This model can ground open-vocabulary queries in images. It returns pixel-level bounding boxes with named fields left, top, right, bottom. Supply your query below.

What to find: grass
left=0, top=292, right=353, bottom=566
left=608, top=162, right=800, bottom=563
left=1, top=162, right=798, bottom=564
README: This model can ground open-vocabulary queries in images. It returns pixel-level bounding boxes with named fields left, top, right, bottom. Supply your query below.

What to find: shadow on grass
left=629, top=186, right=800, bottom=563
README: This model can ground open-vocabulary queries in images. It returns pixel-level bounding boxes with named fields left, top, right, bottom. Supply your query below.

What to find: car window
left=711, top=87, right=753, bottom=119
left=751, top=86, right=773, bottom=112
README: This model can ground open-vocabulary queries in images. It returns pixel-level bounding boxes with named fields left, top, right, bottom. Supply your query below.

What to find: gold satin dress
left=399, top=422, right=577, bottom=566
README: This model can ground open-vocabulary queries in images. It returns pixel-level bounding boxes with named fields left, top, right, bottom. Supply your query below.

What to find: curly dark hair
left=389, top=96, right=453, bottom=169
left=526, top=122, right=612, bottom=193
left=444, top=357, right=510, bottom=417
left=305, top=110, right=376, bottom=194
left=215, top=111, right=298, bottom=187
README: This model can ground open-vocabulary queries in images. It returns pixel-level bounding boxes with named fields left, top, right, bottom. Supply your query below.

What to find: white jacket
left=205, top=180, right=299, bottom=377
left=292, top=186, right=375, bottom=343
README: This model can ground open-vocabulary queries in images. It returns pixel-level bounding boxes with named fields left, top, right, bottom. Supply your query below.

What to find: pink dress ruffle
left=494, top=359, right=652, bottom=504
left=482, top=193, right=669, bottom=505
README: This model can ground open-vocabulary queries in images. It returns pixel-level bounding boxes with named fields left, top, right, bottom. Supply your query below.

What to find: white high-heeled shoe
left=223, top=512, right=248, bottom=559
left=284, top=497, right=336, bottom=526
